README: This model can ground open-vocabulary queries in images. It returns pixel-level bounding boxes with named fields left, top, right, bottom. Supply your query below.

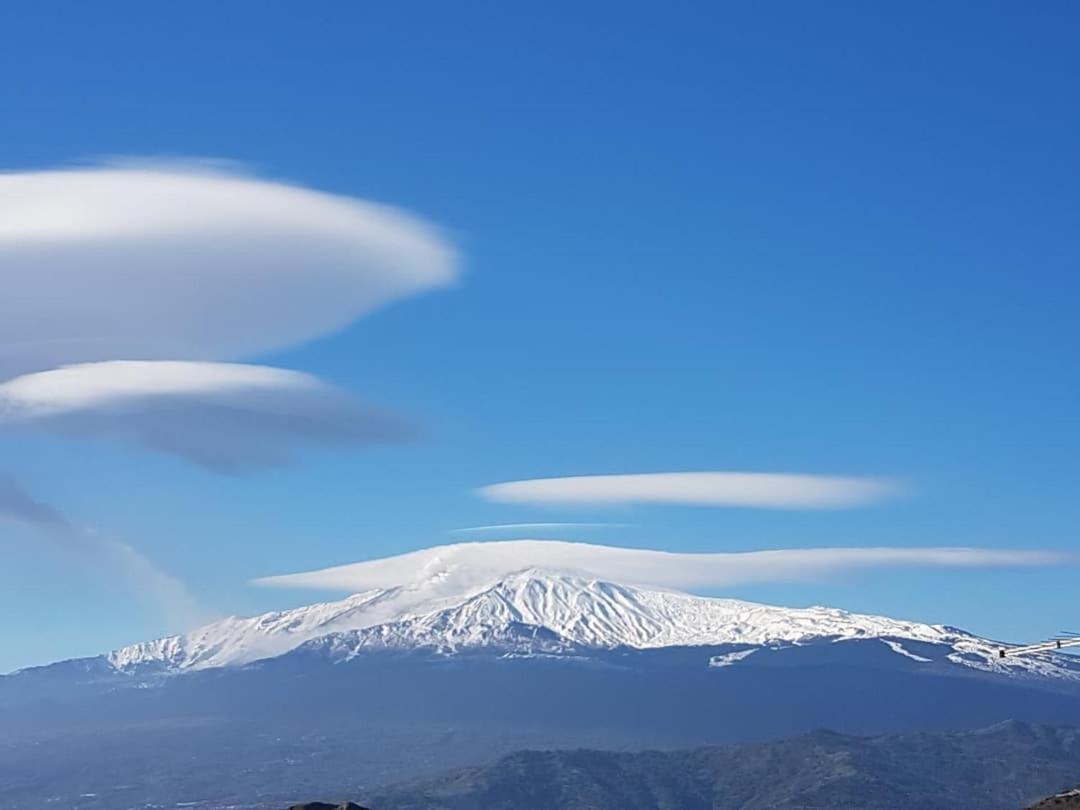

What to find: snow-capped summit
left=316, top=569, right=962, bottom=652
left=294, top=569, right=999, bottom=665
left=86, top=540, right=1080, bottom=681
left=102, top=562, right=1077, bottom=681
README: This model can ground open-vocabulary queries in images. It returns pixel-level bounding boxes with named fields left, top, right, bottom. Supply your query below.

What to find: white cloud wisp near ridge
left=478, top=472, right=901, bottom=510
left=0, top=476, right=209, bottom=629
left=452, top=523, right=632, bottom=534
left=252, top=539, right=1070, bottom=595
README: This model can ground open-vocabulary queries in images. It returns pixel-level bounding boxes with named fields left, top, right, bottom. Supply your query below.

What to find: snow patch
left=881, top=639, right=932, bottom=663
left=709, top=649, right=759, bottom=668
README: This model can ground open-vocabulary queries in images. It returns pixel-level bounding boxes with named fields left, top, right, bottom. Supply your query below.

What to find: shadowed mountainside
left=365, top=721, right=1080, bottom=810
left=6, top=646, right=1080, bottom=809
left=7, top=569, right=1080, bottom=810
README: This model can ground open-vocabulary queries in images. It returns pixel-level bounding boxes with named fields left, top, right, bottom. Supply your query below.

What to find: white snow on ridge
left=108, top=588, right=397, bottom=671
left=388, top=571, right=959, bottom=650
left=881, top=639, right=933, bottom=663
left=100, top=544, right=1080, bottom=683
left=709, top=649, right=759, bottom=668
left=108, top=567, right=978, bottom=674
left=295, top=570, right=966, bottom=662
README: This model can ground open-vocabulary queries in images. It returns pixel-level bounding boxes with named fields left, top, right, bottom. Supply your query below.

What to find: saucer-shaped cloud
left=0, top=361, right=413, bottom=472
left=452, top=522, right=630, bottom=534
left=0, top=163, right=457, bottom=370
left=478, top=472, right=900, bottom=510
left=253, top=539, right=1070, bottom=594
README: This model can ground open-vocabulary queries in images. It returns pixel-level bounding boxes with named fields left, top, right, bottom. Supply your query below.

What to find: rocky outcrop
left=287, top=803, right=370, bottom=810
left=1029, top=789, right=1080, bottom=809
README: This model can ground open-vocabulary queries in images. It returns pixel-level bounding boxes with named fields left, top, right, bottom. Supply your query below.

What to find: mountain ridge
left=8, top=567, right=1074, bottom=685
left=363, top=720, right=1080, bottom=810
left=101, top=569, right=975, bottom=670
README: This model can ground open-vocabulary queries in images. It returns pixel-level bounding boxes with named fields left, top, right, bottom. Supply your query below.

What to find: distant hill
left=366, top=721, right=1080, bottom=810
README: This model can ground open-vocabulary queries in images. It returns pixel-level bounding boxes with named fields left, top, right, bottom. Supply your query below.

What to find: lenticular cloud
left=252, top=539, right=1071, bottom=595
left=478, top=472, right=901, bottom=510
left=0, top=163, right=458, bottom=371
left=0, top=361, right=413, bottom=471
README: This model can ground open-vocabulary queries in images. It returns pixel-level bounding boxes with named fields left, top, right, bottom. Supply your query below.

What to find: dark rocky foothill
left=1029, top=789, right=1080, bottom=809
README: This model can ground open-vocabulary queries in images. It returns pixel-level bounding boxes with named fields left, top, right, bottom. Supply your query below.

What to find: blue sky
left=1, top=1, right=1078, bottom=672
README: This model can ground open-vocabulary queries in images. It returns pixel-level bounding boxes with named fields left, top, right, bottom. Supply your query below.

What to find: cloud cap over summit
left=252, top=539, right=1070, bottom=595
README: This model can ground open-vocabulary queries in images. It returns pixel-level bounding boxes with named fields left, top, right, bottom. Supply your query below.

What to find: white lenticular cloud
left=0, top=162, right=457, bottom=371
left=452, top=523, right=631, bottom=534
left=252, top=539, right=1070, bottom=594
left=478, top=472, right=901, bottom=510
left=0, top=360, right=413, bottom=472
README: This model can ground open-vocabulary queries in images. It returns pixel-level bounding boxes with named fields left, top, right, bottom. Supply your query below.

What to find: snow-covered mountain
left=103, top=567, right=1080, bottom=682
left=10, top=550, right=1080, bottom=810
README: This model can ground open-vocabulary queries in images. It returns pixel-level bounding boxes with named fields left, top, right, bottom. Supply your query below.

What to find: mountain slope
left=7, top=551, right=1080, bottom=810
left=94, top=569, right=1079, bottom=683
left=368, top=721, right=1080, bottom=810
left=1029, top=788, right=1080, bottom=808
left=8, top=631, right=1080, bottom=810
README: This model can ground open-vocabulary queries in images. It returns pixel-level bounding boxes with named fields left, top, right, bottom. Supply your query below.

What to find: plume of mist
left=0, top=477, right=211, bottom=628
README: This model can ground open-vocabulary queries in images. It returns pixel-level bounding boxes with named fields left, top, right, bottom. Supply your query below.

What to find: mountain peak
left=104, top=566, right=978, bottom=674
left=87, top=557, right=1080, bottom=683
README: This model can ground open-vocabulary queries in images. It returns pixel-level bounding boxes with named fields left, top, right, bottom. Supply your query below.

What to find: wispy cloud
left=252, top=539, right=1068, bottom=594
left=0, top=360, right=414, bottom=472
left=0, top=477, right=209, bottom=627
left=0, top=162, right=457, bottom=373
left=478, top=472, right=901, bottom=510
left=452, top=523, right=631, bottom=534
left=0, top=476, right=72, bottom=529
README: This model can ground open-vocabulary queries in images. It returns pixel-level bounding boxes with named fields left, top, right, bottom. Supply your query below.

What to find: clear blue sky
left=1, top=1, right=1077, bottom=671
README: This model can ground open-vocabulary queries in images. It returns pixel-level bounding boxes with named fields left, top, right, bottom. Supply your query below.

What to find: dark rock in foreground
left=1029, top=789, right=1080, bottom=808
left=288, top=803, right=369, bottom=810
